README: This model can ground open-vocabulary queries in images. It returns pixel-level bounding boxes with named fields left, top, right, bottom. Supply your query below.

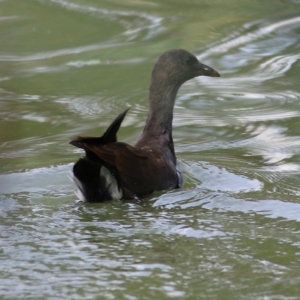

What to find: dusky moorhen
left=70, top=49, right=220, bottom=202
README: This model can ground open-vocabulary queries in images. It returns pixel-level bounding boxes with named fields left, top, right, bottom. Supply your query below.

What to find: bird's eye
left=185, top=56, right=196, bottom=65
left=185, top=57, right=192, bottom=64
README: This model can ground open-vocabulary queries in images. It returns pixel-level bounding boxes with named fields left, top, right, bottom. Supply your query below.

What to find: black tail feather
left=70, top=109, right=129, bottom=202
left=73, top=158, right=112, bottom=202
left=102, top=108, right=129, bottom=143
left=69, top=108, right=129, bottom=148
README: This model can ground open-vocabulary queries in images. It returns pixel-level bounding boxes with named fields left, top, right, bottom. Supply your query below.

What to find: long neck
left=141, top=79, right=180, bottom=142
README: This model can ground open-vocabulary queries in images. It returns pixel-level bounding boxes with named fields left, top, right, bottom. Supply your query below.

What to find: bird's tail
left=72, top=158, right=123, bottom=202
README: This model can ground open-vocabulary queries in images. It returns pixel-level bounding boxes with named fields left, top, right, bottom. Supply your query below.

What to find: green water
left=1, top=0, right=300, bottom=299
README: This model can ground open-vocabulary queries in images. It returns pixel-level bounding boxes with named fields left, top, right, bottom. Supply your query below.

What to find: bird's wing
left=81, top=142, right=156, bottom=196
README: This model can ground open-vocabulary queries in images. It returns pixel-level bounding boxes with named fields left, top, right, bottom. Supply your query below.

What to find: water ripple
left=0, top=1, right=163, bottom=62
left=0, top=42, right=129, bottom=62
left=198, top=16, right=300, bottom=60
left=49, top=0, right=164, bottom=40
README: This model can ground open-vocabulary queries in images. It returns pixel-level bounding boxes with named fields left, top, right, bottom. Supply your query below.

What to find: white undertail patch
left=100, top=166, right=123, bottom=200
left=73, top=177, right=86, bottom=202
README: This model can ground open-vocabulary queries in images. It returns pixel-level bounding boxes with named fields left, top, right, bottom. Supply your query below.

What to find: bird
left=70, top=49, right=220, bottom=202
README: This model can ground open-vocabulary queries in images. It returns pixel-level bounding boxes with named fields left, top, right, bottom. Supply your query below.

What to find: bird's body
left=70, top=49, right=220, bottom=202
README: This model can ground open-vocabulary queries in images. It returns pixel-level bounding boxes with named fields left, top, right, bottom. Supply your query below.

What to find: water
left=1, top=0, right=300, bottom=299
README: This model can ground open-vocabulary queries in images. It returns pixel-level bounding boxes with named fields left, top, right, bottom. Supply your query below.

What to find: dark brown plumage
left=70, top=49, right=220, bottom=202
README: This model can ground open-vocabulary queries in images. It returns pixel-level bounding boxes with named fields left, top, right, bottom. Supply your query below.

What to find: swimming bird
left=70, top=49, right=220, bottom=202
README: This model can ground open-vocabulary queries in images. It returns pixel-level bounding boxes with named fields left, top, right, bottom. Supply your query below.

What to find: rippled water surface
left=1, top=0, right=300, bottom=299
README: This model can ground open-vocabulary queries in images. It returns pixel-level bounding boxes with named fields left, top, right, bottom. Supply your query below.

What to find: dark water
left=1, top=0, right=300, bottom=299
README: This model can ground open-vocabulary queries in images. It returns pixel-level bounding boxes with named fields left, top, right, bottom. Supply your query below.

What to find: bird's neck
left=141, top=80, right=180, bottom=141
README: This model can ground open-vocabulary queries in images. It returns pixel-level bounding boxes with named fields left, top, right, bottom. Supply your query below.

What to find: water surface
left=1, top=0, right=300, bottom=299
